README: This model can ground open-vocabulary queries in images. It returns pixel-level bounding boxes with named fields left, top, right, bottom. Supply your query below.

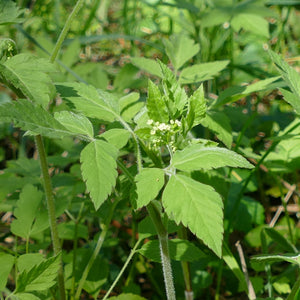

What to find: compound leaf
left=11, top=184, right=43, bottom=239
left=135, top=168, right=165, bottom=209
left=15, top=255, right=60, bottom=293
left=172, top=144, right=254, bottom=171
left=80, top=140, right=118, bottom=210
left=56, top=82, right=119, bottom=122
left=162, top=174, right=224, bottom=257
left=0, top=99, right=74, bottom=139
left=163, top=34, right=200, bottom=71
left=0, top=53, right=56, bottom=106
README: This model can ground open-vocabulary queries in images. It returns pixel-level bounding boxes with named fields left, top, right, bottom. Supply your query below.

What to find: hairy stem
left=35, top=135, right=66, bottom=300
left=147, top=203, right=176, bottom=300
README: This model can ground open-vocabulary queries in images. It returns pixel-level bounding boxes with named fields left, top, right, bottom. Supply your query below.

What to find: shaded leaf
left=0, top=54, right=56, bottom=106
left=80, top=140, right=118, bottom=210
left=0, top=99, right=74, bottom=139
left=0, top=0, right=25, bottom=25
left=0, top=253, right=15, bottom=291
left=163, top=34, right=200, bottom=70
left=172, top=144, right=254, bottom=171
left=11, top=184, right=43, bottom=239
left=162, top=174, right=223, bottom=257
left=16, top=255, right=60, bottom=293
left=138, top=239, right=206, bottom=262
left=179, top=61, right=229, bottom=84
left=135, top=168, right=165, bottom=209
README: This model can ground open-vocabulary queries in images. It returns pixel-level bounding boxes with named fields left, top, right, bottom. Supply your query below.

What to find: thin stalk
left=103, top=239, right=142, bottom=300
left=75, top=200, right=117, bottom=300
left=80, top=0, right=101, bottom=34
left=147, top=203, right=176, bottom=300
left=50, top=0, right=85, bottom=63
left=35, top=135, right=66, bottom=300
left=178, top=226, right=193, bottom=300
left=287, top=274, right=300, bottom=300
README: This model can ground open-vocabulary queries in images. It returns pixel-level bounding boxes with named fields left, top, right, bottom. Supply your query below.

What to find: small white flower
left=147, top=119, right=154, bottom=125
left=175, top=120, right=181, bottom=127
left=170, top=120, right=174, bottom=124
left=150, top=129, right=156, bottom=135
left=223, top=22, right=230, bottom=29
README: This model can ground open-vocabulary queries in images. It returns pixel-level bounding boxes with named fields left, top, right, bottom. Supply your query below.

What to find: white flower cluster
left=146, top=119, right=182, bottom=151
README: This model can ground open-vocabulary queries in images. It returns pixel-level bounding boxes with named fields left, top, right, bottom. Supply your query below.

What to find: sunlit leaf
left=0, top=0, right=25, bottom=25
left=130, top=57, right=162, bottom=78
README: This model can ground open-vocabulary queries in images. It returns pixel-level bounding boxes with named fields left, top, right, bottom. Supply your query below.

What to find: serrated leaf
left=0, top=253, right=15, bottom=291
left=0, top=54, right=56, bottom=106
left=100, top=128, right=131, bottom=149
left=18, top=254, right=45, bottom=273
left=162, top=174, right=224, bottom=257
left=172, top=144, right=253, bottom=171
left=108, top=294, right=147, bottom=300
left=56, top=82, right=119, bottom=122
left=119, top=92, right=143, bottom=122
left=252, top=253, right=300, bottom=266
left=0, top=99, right=74, bottom=139
left=186, top=84, right=206, bottom=130
left=80, top=140, right=118, bottom=210
left=15, top=255, right=60, bottom=293
left=138, top=238, right=206, bottom=262
left=54, top=111, right=94, bottom=139
left=11, top=184, right=43, bottom=239
left=179, top=61, right=229, bottom=84
left=201, top=110, right=232, bottom=148
left=130, top=57, right=162, bottom=78
left=135, top=168, right=165, bottom=209
left=146, top=80, right=169, bottom=122
left=0, top=0, right=25, bottom=25
left=279, top=88, right=300, bottom=114
left=159, top=61, right=188, bottom=115
left=163, top=34, right=200, bottom=71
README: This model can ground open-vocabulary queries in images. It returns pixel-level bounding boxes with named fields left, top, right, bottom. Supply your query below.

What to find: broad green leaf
left=146, top=79, right=169, bottom=123
left=130, top=57, right=162, bottom=78
left=214, top=76, right=281, bottom=108
left=231, top=14, right=269, bottom=38
left=269, top=51, right=300, bottom=103
left=159, top=61, right=188, bottom=115
left=185, top=85, right=206, bottom=130
left=56, top=82, right=119, bottom=122
left=54, top=111, right=94, bottom=139
left=0, top=99, right=73, bottom=139
left=0, top=0, right=25, bottom=25
left=0, top=54, right=56, bottom=106
left=138, top=239, right=206, bottom=262
left=179, top=61, right=229, bottom=84
left=11, top=184, right=43, bottom=239
left=80, top=140, right=118, bottom=210
left=201, top=110, right=232, bottom=148
left=100, top=128, right=131, bottom=149
left=108, top=294, right=147, bottom=300
left=119, top=92, right=143, bottom=122
left=15, top=255, right=60, bottom=293
left=252, top=253, right=300, bottom=266
left=162, top=174, right=224, bottom=257
left=18, top=254, right=45, bottom=273
left=0, top=253, right=15, bottom=291
left=13, top=293, right=40, bottom=300
left=163, top=34, right=200, bottom=71
left=135, top=168, right=165, bottom=209
left=172, top=144, right=253, bottom=171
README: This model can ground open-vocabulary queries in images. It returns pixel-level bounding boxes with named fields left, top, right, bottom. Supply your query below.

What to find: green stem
left=147, top=203, right=176, bottom=300
left=50, top=0, right=85, bottom=63
left=35, top=135, right=66, bottom=300
left=75, top=201, right=117, bottom=300
left=287, top=273, right=300, bottom=300
left=103, top=239, right=142, bottom=300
